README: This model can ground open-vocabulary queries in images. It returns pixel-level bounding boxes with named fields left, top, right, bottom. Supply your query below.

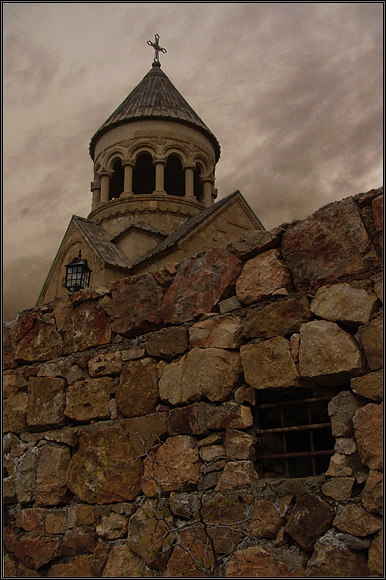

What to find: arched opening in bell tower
left=194, top=165, right=204, bottom=203
left=164, top=154, right=184, bottom=196
left=109, top=159, right=124, bottom=199
left=133, top=153, right=155, bottom=195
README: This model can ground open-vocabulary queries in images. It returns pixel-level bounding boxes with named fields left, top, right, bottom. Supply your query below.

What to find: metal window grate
left=255, top=395, right=334, bottom=477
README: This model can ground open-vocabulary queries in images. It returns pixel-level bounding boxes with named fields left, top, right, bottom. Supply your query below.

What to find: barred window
left=255, top=390, right=335, bottom=477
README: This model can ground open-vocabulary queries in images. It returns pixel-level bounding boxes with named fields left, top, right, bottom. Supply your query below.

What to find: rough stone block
left=321, top=477, right=354, bottom=500
left=141, top=435, right=201, bottom=497
left=372, top=194, right=383, bottom=252
left=63, top=302, right=112, bottom=353
left=65, top=377, right=114, bottom=422
left=206, top=402, right=253, bottom=430
left=248, top=499, right=284, bottom=538
left=357, top=314, right=383, bottom=371
left=189, top=315, right=243, bottom=349
left=161, top=248, right=242, bottom=324
left=61, top=527, right=97, bottom=556
left=145, top=326, right=189, bottom=360
left=116, top=358, right=159, bottom=418
left=362, top=470, right=383, bottom=514
left=368, top=529, right=383, bottom=577
left=225, top=229, right=279, bottom=259
left=299, top=320, right=365, bottom=386
left=27, top=377, right=66, bottom=429
left=236, top=249, right=292, bottom=305
left=167, top=402, right=211, bottom=436
left=281, top=196, right=379, bottom=290
left=3, top=320, right=17, bottom=370
left=328, top=391, right=359, bottom=437
left=353, top=402, right=383, bottom=471
left=243, top=295, right=312, bottom=339
left=215, top=460, right=259, bottom=491
left=165, top=529, right=214, bottom=577
left=306, top=536, right=370, bottom=577
left=102, top=544, right=146, bottom=577
left=351, top=370, right=383, bottom=402
left=241, top=336, right=299, bottom=389
left=14, top=310, right=64, bottom=364
left=35, top=444, right=71, bottom=506
left=310, top=282, right=379, bottom=326
left=333, top=504, right=382, bottom=536
left=13, top=448, right=39, bottom=505
left=159, top=347, right=242, bottom=405
left=124, top=412, right=168, bottom=456
left=66, top=422, right=143, bottom=504
left=88, top=351, right=122, bottom=377
left=3, top=392, right=28, bottom=434
left=3, top=475, right=16, bottom=504
left=14, top=533, right=61, bottom=570
left=285, top=494, right=334, bottom=552
left=108, top=273, right=164, bottom=337
left=96, top=513, right=128, bottom=540
left=224, top=429, right=257, bottom=460
left=218, top=295, right=242, bottom=314
left=225, top=544, right=304, bottom=577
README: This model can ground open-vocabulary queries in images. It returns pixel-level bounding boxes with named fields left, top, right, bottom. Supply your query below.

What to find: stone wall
left=3, top=187, right=383, bottom=577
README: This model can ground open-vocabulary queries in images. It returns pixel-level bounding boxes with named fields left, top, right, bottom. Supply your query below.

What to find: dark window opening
left=109, top=159, right=124, bottom=199
left=194, top=166, right=204, bottom=203
left=164, top=154, right=184, bottom=196
left=133, top=153, right=155, bottom=195
left=255, top=389, right=334, bottom=477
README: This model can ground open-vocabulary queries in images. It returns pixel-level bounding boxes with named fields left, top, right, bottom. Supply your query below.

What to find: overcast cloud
left=3, top=2, right=383, bottom=321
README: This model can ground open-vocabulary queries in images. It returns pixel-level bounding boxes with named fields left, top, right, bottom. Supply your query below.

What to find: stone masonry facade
left=3, top=187, right=383, bottom=577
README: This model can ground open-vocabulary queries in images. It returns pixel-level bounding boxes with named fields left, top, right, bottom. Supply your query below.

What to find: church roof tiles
left=89, top=63, right=220, bottom=161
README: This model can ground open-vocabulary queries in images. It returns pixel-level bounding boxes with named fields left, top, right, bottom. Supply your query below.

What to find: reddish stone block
left=285, top=494, right=334, bottom=552
left=167, top=402, right=212, bottom=436
left=108, top=274, right=164, bottom=337
left=14, top=533, right=61, bottom=570
left=281, top=196, right=379, bottom=290
left=63, top=302, right=112, bottom=353
left=161, top=248, right=242, bottom=324
left=15, top=318, right=64, bottom=364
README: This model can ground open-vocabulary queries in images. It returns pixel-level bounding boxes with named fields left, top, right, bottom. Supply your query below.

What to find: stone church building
left=37, top=41, right=263, bottom=306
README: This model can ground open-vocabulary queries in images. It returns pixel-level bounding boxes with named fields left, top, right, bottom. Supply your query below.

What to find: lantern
left=65, top=251, right=91, bottom=293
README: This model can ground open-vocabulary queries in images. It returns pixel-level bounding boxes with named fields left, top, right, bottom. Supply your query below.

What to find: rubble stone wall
left=3, top=188, right=383, bottom=577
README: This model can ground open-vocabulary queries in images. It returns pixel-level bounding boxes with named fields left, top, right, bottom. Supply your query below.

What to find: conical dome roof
left=89, top=62, right=220, bottom=161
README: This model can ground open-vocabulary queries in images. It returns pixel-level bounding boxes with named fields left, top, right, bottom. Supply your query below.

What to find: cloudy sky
left=3, top=2, right=383, bottom=321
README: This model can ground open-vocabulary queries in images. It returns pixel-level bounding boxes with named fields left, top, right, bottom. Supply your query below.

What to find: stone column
left=202, top=179, right=213, bottom=207
left=153, top=158, right=167, bottom=195
left=122, top=162, right=134, bottom=196
left=90, top=181, right=101, bottom=210
left=183, top=164, right=196, bottom=199
left=99, top=172, right=111, bottom=203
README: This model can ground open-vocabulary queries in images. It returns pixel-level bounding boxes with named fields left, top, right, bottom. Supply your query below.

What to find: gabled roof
left=132, top=190, right=265, bottom=268
left=73, top=216, right=133, bottom=270
left=111, top=221, right=167, bottom=243
left=89, top=62, right=220, bottom=161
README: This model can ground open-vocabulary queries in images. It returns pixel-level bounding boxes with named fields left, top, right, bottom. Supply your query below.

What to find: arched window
left=109, top=159, right=124, bottom=200
left=194, top=165, right=204, bottom=203
left=132, top=153, right=155, bottom=195
left=164, top=154, right=184, bottom=197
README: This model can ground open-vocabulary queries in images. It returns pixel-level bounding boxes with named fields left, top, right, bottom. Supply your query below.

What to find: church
left=37, top=36, right=264, bottom=306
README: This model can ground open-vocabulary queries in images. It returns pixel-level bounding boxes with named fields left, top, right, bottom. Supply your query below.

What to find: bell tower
left=87, top=35, right=221, bottom=240
left=36, top=36, right=264, bottom=309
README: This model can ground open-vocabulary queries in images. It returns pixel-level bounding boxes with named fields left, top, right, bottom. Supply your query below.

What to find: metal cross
left=147, top=34, right=167, bottom=63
